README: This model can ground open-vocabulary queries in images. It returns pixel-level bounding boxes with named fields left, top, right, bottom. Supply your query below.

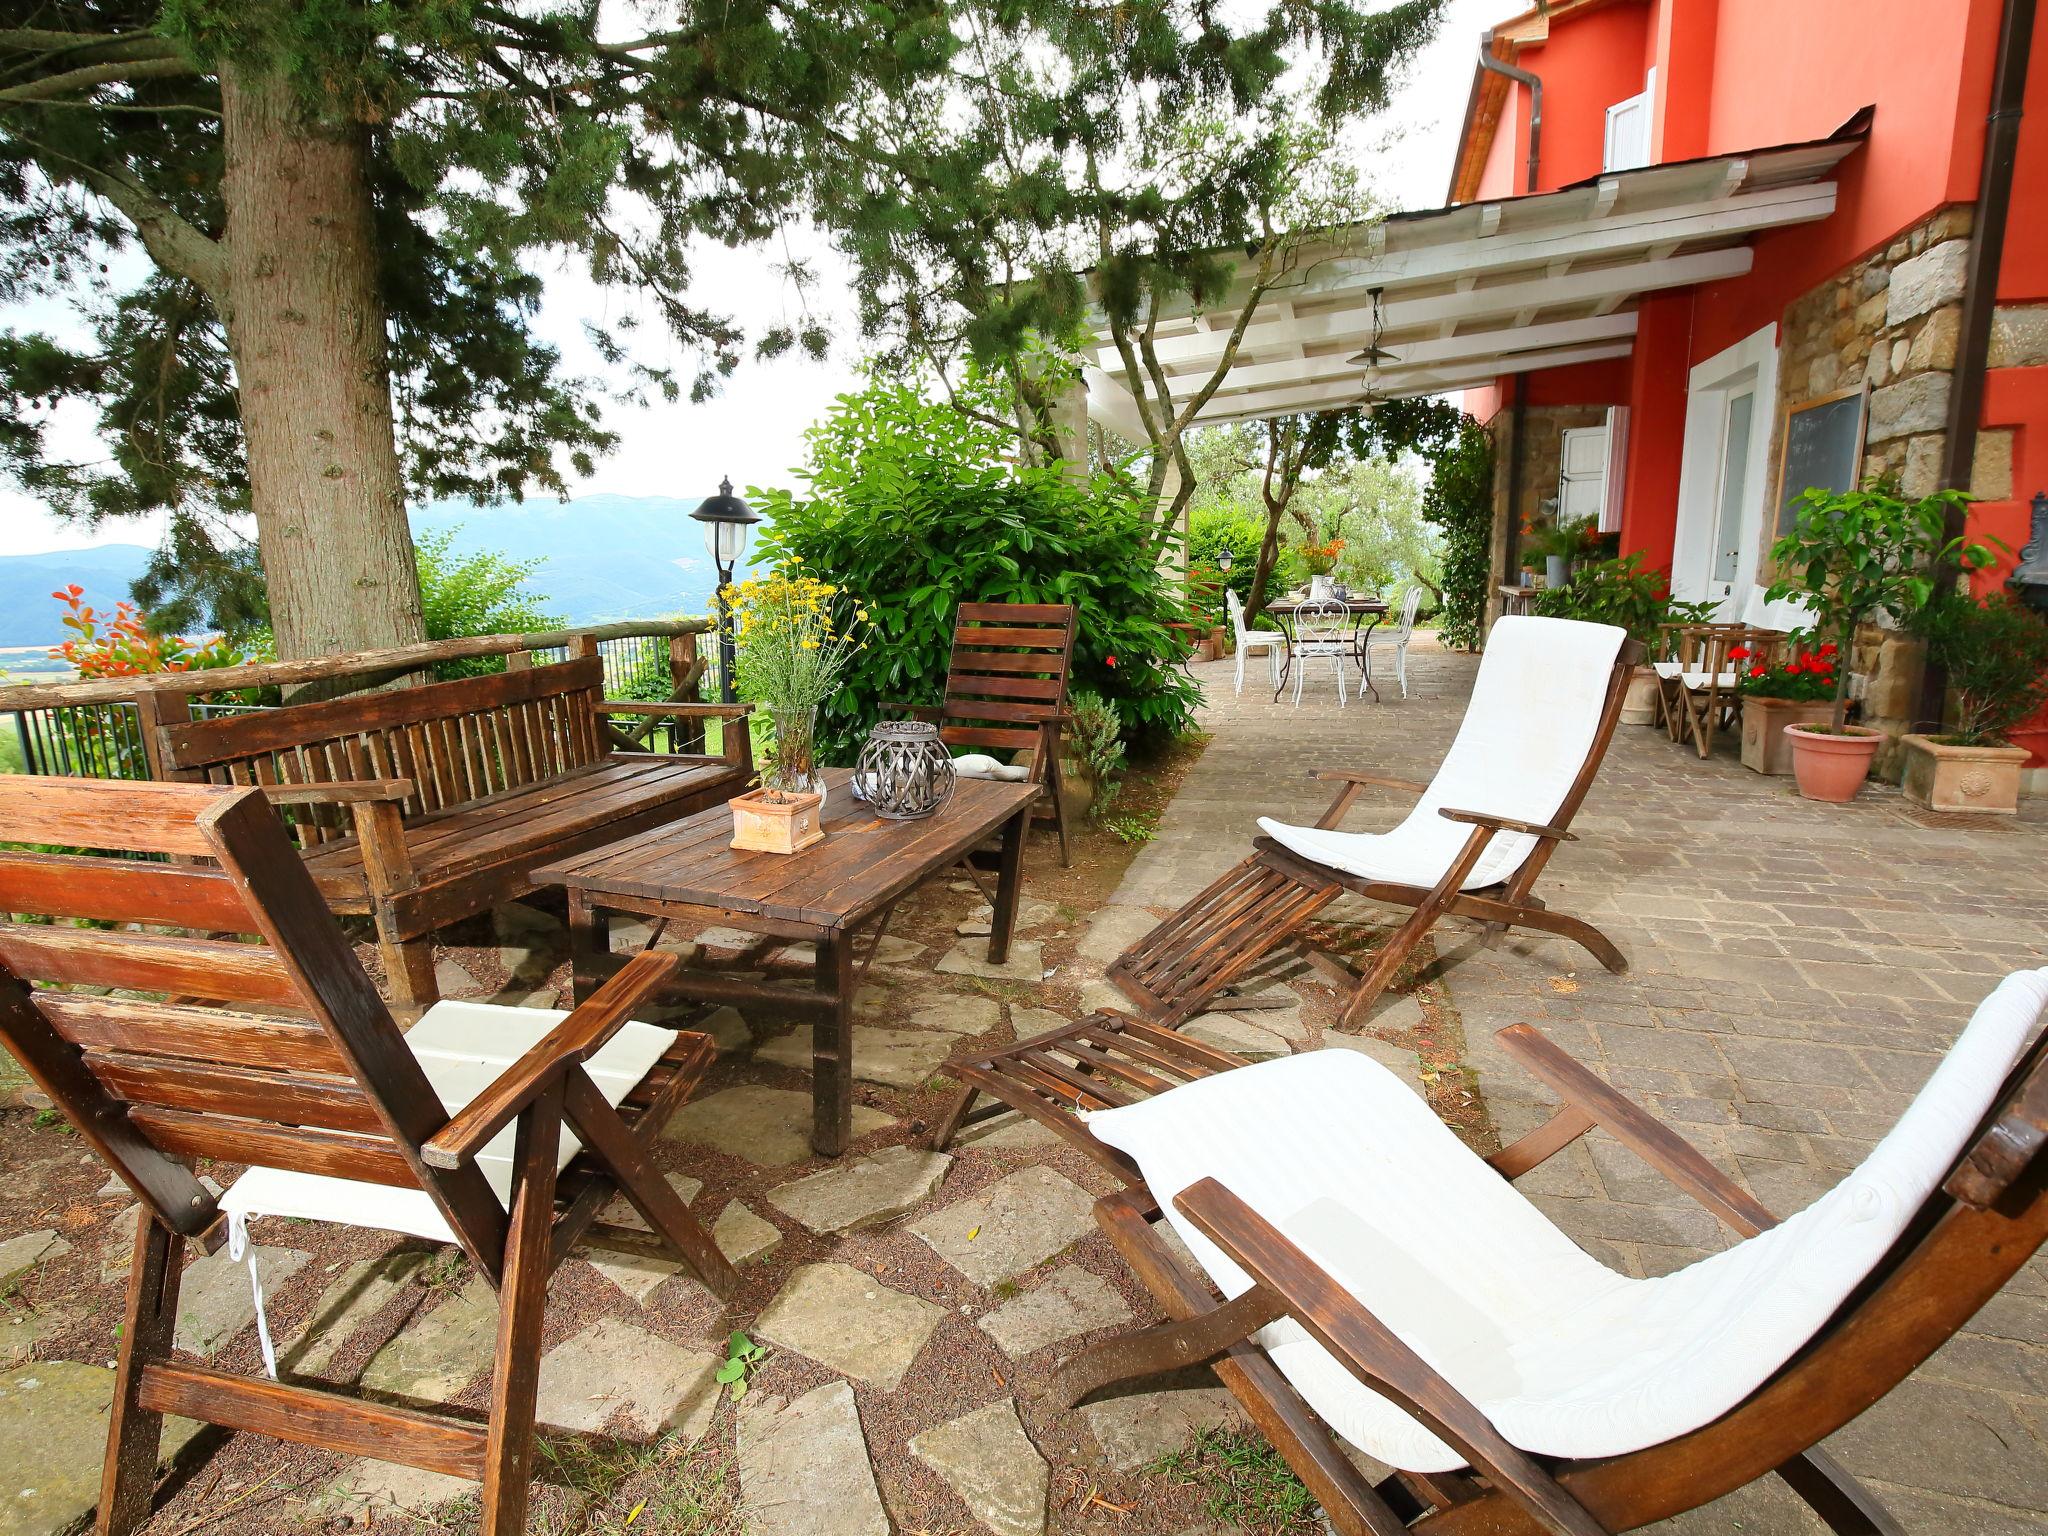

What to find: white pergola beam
left=1083, top=367, right=1151, bottom=446
left=1098, top=245, right=1751, bottom=371
left=1189, top=311, right=1639, bottom=396
left=1186, top=341, right=1635, bottom=426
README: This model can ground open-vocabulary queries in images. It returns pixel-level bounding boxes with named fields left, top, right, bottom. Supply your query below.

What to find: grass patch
left=1149, top=1428, right=1318, bottom=1533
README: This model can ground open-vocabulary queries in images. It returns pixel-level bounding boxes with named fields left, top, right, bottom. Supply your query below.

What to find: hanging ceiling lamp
left=1347, top=287, right=1396, bottom=410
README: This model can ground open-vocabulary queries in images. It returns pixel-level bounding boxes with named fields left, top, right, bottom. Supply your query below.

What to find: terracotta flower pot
left=1619, top=665, right=1660, bottom=727
left=1740, top=697, right=1836, bottom=774
left=1900, top=733, right=2032, bottom=815
left=1784, top=724, right=1884, bottom=803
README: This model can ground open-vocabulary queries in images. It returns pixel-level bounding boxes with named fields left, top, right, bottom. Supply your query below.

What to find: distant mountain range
left=0, top=492, right=752, bottom=651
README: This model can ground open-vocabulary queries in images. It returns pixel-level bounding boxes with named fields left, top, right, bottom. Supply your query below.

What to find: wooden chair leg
left=1044, top=752, right=1072, bottom=869
left=1776, top=1447, right=1904, bottom=1535
left=1335, top=898, right=1444, bottom=1031
left=927, top=1083, right=979, bottom=1151
left=563, top=1069, right=739, bottom=1300
left=375, top=912, right=438, bottom=1015
left=97, top=1210, right=185, bottom=1536
left=480, top=1087, right=562, bottom=1536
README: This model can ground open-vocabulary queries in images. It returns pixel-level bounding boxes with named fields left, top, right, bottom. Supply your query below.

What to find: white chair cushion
left=1652, top=659, right=1684, bottom=679
left=1679, top=670, right=1740, bottom=689
left=1257, top=616, right=1625, bottom=891
left=953, top=753, right=1031, bottom=782
left=222, top=1000, right=678, bottom=1245
left=1086, top=967, right=2048, bottom=1473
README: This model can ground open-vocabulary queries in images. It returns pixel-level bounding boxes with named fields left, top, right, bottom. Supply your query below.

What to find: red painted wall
left=1515, top=5, right=1655, bottom=194
left=1522, top=356, right=1633, bottom=407
left=1616, top=293, right=1695, bottom=577
left=2000, top=4, right=2048, bottom=301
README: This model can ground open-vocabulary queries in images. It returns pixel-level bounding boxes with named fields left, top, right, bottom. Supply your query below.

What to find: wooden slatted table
left=537, top=768, right=1040, bottom=1156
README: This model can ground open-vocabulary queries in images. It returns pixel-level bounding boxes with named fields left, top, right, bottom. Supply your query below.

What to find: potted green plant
left=1733, top=640, right=1841, bottom=775
left=1525, top=516, right=1596, bottom=589
left=1900, top=592, right=2048, bottom=814
left=1764, top=481, right=1995, bottom=802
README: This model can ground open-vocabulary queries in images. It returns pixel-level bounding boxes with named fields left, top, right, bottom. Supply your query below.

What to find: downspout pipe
left=1918, top=0, right=2036, bottom=728
left=1478, top=32, right=1544, bottom=194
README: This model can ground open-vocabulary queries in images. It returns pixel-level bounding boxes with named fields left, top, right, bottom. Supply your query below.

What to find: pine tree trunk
left=218, top=63, right=424, bottom=663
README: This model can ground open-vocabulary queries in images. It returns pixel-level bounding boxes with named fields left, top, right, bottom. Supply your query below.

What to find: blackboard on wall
left=1775, top=386, right=1867, bottom=539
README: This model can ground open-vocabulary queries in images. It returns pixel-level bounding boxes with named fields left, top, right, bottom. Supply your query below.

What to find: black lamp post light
left=1217, top=547, right=1234, bottom=575
left=690, top=476, right=760, bottom=704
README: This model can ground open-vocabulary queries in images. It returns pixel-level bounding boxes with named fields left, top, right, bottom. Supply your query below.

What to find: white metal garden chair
left=1289, top=598, right=1351, bottom=707
left=1359, top=586, right=1423, bottom=701
left=1227, top=588, right=1286, bottom=695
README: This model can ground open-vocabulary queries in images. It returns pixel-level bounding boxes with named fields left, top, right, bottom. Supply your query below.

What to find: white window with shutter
left=1604, top=67, right=1657, bottom=173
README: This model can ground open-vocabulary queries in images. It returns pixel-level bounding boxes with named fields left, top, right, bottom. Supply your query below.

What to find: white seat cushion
left=1086, top=967, right=2048, bottom=1473
left=1258, top=616, right=1625, bottom=891
left=1679, top=670, right=1740, bottom=689
left=1652, top=659, right=1683, bottom=680
left=222, top=1001, right=678, bottom=1245
left=952, top=753, right=1031, bottom=782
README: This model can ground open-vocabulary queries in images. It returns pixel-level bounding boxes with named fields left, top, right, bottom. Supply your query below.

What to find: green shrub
left=1913, top=590, right=2048, bottom=746
left=1066, top=688, right=1127, bottom=818
left=1420, top=418, right=1493, bottom=651
left=1531, top=552, right=1675, bottom=649
left=751, top=379, right=1200, bottom=763
left=414, top=528, right=564, bottom=679
left=1187, top=507, right=1264, bottom=608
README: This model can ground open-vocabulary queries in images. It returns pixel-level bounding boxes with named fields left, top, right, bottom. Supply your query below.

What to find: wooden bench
left=144, top=653, right=752, bottom=1010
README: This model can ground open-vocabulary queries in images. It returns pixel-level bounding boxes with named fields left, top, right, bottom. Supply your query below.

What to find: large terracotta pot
left=1619, top=665, right=1660, bottom=727
left=1900, top=733, right=2032, bottom=815
left=1740, top=697, right=1835, bottom=775
left=1784, top=724, right=1884, bottom=802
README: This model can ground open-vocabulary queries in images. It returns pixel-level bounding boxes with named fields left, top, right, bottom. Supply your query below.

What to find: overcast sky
left=0, top=0, right=1511, bottom=558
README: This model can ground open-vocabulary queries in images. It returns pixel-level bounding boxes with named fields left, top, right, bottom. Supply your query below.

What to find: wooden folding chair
left=0, top=777, right=739, bottom=1536
left=890, top=601, right=1078, bottom=867
left=1669, top=625, right=1776, bottom=759
left=1109, top=617, right=1642, bottom=1034
left=1041, top=967, right=2048, bottom=1535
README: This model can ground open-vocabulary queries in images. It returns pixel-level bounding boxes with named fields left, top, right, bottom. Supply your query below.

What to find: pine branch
left=18, top=133, right=226, bottom=299
left=0, top=54, right=196, bottom=104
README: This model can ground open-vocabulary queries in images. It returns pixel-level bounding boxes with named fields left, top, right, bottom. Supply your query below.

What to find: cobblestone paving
left=1126, top=638, right=2048, bottom=1533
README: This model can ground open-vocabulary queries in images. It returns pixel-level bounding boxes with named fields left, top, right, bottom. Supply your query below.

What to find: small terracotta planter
left=1784, top=723, right=1884, bottom=803
left=1619, top=665, right=1660, bottom=727
left=729, top=786, right=825, bottom=853
left=1900, top=734, right=2032, bottom=815
left=1740, top=697, right=1836, bottom=775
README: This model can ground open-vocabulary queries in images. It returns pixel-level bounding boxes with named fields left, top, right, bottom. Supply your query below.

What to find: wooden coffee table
left=536, top=768, right=1041, bottom=1156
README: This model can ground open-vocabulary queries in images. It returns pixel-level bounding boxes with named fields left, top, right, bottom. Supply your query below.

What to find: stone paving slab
left=360, top=1274, right=497, bottom=1403
left=909, top=1397, right=1048, bottom=1536
left=175, top=1243, right=309, bottom=1358
left=537, top=1318, right=720, bottom=1441
left=1079, top=1383, right=1249, bottom=1473
left=912, top=1166, right=1099, bottom=1288
left=753, top=1262, right=944, bottom=1390
left=739, top=1380, right=888, bottom=1536
left=758, top=1022, right=957, bottom=1090
left=936, top=938, right=1046, bottom=982
left=977, top=1263, right=1133, bottom=1357
left=767, top=1145, right=952, bottom=1233
left=282, top=1251, right=431, bottom=1376
left=663, top=1085, right=891, bottom=1167
left=913, top=995, right=1004, bottom=1035
left=0, top=1360, right=203, bottom=1536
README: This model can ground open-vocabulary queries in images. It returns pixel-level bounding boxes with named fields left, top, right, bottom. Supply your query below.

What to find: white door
left=1671, top=324, right=1779, bottom=612
left=1558, top=426, right=1608, bottom=523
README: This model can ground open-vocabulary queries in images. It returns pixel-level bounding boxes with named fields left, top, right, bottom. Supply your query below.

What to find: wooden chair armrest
left=1491, top=1024, right=1776, bottom=1237
left=421, top=950, right=680, bottom=1170
left=259, top=778, right=415, bottom=806
left=1311, top=769, right=1429, bottom=793
left=592, top=701, right=752, bottom=720
left=1173, top=1177, right=1609, bottom=1536
left=1311, top=770, right=1427, bottom=831
left=1436, top=807, right=1576, bottom=842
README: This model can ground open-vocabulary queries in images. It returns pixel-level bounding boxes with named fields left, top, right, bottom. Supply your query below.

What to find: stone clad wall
left=1770, top=206, right=2016, bottom=767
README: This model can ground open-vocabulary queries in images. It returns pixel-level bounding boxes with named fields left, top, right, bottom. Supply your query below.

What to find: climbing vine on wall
left=1419, top=417, right=1494, bottom=652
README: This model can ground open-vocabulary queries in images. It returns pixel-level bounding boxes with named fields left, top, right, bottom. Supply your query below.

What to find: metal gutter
left=1478, top=30, right=1545, bottom=194
left=1919, top=0, right=2037, bottom=727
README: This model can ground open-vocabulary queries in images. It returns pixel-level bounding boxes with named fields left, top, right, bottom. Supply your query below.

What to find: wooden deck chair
left=1106, top=616, right=1642, bottom=1035
left=1036, top=966, right=2048, bottom=1536
left=0, top=777, right=739, bottom=1536
left=889, top=601, right=1078, bottom=867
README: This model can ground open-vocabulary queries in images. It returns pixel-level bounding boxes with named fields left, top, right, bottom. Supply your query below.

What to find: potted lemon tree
left=1764, top=482, right=1995, bottom=802
left=1901, top=592, right=2048, bottom=814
